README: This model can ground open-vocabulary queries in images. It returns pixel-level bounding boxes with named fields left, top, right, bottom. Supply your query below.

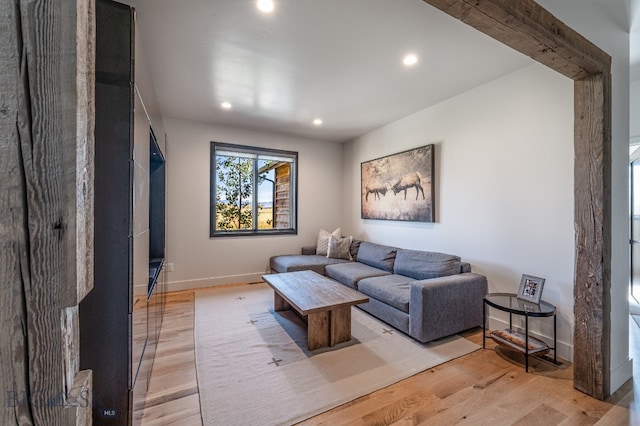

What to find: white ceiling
left=129, top=0, right=537, bottom=143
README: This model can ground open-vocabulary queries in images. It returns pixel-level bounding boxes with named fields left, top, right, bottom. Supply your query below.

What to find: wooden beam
left=422, top=0, right=611, bottom=80
left=573, top=73, right=611, bottom=399
left=422, top=0, right=613, bottom=399
left=0, top=0, right=94, bottom=423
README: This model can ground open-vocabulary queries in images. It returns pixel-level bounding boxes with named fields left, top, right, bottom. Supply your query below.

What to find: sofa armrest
left=301, top=246, right=317, bottom=255
left=409, top=273, right=488, bottom=343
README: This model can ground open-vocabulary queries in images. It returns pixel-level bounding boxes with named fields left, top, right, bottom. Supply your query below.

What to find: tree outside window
left=210, top=142, right=297, bottom=236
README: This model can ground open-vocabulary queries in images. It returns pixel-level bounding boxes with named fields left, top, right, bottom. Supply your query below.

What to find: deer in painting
left=365, top=182, right=391, bottom=201
left=392, top=172, right=426, bottom=200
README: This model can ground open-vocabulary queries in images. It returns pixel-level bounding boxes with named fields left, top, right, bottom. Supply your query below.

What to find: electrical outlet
left=165, top=263, right=174, bottom=272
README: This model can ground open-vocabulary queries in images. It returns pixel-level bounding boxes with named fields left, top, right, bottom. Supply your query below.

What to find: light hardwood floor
left=139, top=287, right=640, bottom=425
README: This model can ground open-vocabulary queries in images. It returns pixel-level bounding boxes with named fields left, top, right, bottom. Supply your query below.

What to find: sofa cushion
left=357, top=275, right=412, bottom=313
left=393, top=249, right=461, bottom=280
left=327, top=235, right=353, bottom=260
left=356, top=242, right=398, bottom=273
left=270, top=254, right=350, bottom=275
left=325, top=262, right=390, bottom=289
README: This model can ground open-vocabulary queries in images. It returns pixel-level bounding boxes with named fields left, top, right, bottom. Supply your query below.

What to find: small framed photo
left=517, top=274, right=545, bottom=304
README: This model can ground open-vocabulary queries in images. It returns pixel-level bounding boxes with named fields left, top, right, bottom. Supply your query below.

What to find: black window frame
left=210, top=141, right=298, bottom=237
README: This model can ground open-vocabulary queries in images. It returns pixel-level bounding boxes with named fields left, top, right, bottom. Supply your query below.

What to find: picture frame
left=360, top=144, right=434, bottom=222
left=517, top=274, right=545, bottom=304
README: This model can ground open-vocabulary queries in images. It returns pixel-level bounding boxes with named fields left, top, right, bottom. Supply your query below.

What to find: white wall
left=537, top=0, right=632, bottom=395
left=342, top=64, right=575, bottom=360
left=164, top=118, right=344, bottom=291
left=632, top=80, right=640, bottom=144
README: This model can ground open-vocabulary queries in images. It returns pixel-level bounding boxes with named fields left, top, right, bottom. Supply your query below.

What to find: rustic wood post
left=422, top=0, right=612, bottom=399
left=0, top=0, right=95, bottom=424
left=573, top=73, right=612, bottom=399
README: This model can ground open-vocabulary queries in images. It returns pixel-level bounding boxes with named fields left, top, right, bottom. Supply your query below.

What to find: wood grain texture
left=274, top=291, right=291, bottom=312
left=0, top=1, right=32, bottom=424
left=1, top=0, right=93, bottom=424
left=74, top=0, right=96, bottom=303
left=263, top=271, right=369, bottom=314
left=421, top=0, right=610, bottom=80
left=308, top=311, right=331, bottom=350
left=573, top=73, right=611, bottom=399
left=69, top=369, right=92, bottom=426
left=331, top=305, right=352, bottom=345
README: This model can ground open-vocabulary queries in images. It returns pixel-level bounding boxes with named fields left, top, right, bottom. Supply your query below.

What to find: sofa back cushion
left=393, top=249, right=461, bottom=280
left=356, top=242, right=397, bottom=272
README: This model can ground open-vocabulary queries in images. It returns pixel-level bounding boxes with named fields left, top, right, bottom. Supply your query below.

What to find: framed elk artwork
left=361, top=144, right=434, bottom=222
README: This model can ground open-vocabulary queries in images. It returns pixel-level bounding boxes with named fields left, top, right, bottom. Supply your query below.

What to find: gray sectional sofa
left=269, top=241, right=488, bottom=343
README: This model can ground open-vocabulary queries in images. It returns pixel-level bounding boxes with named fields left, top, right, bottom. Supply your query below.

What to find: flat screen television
left=148, top=128, right=165, bottom=295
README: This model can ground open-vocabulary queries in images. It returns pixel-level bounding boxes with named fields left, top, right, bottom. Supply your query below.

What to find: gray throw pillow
left=327, top=235, right=353, bottom=260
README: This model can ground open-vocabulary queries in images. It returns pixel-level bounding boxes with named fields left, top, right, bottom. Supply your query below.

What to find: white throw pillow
left=316, top=227, right=341, bottom=256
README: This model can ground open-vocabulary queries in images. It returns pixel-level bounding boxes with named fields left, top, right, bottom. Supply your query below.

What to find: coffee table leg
left=330, top=306, right=352, bottom=346
left=274, top=292, right=290, bottom=312
left=307, top=311, right=330, bottom=350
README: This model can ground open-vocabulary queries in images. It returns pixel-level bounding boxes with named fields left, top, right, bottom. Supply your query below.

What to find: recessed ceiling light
left=313, top=118, right=323, bottom=126
left=221, top=101, right=232, bottom=109
left=403, top=54, right=418, bottom=66
left=256, top=0, right=274, bottom=13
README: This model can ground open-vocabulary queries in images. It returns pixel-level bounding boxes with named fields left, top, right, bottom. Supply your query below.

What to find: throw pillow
left=316, top=227, right=341, bottom=256
left=327, top=235, right=353, bottom=260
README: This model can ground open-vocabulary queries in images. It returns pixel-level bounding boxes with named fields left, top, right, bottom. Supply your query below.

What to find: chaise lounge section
left=270, top=240, right=488, bottom=343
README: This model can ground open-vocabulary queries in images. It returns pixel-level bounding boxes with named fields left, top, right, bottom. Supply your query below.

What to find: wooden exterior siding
left=274, top=164, right=291, bottom=229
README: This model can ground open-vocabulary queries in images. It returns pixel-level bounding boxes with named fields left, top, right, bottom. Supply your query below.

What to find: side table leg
left=554, top=313, right=557, bottom=364
left=525, top=315, right=529, bottom=372
left=483, top=301, right=486, bottom=349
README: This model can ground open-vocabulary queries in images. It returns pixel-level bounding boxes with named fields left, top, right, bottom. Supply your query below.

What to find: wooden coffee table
left=262, top=270, right=369, bottom=350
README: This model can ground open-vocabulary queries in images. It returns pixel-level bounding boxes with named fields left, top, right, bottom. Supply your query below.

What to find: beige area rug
left=195, top=283, right=479, bottom=426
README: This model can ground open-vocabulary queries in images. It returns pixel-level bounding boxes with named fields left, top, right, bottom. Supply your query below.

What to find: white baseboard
left=165, top=272, right=265, bottom=292
left=610, top=357, right=633, bottom=395
left=487, top=316, right=573, bottom=362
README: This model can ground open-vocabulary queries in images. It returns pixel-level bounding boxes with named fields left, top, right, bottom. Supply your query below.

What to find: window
left=210, top=142, right=297, bottom=236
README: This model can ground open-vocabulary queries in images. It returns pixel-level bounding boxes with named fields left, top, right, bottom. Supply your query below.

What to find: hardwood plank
left=139, top=291, right=201, bottom=425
